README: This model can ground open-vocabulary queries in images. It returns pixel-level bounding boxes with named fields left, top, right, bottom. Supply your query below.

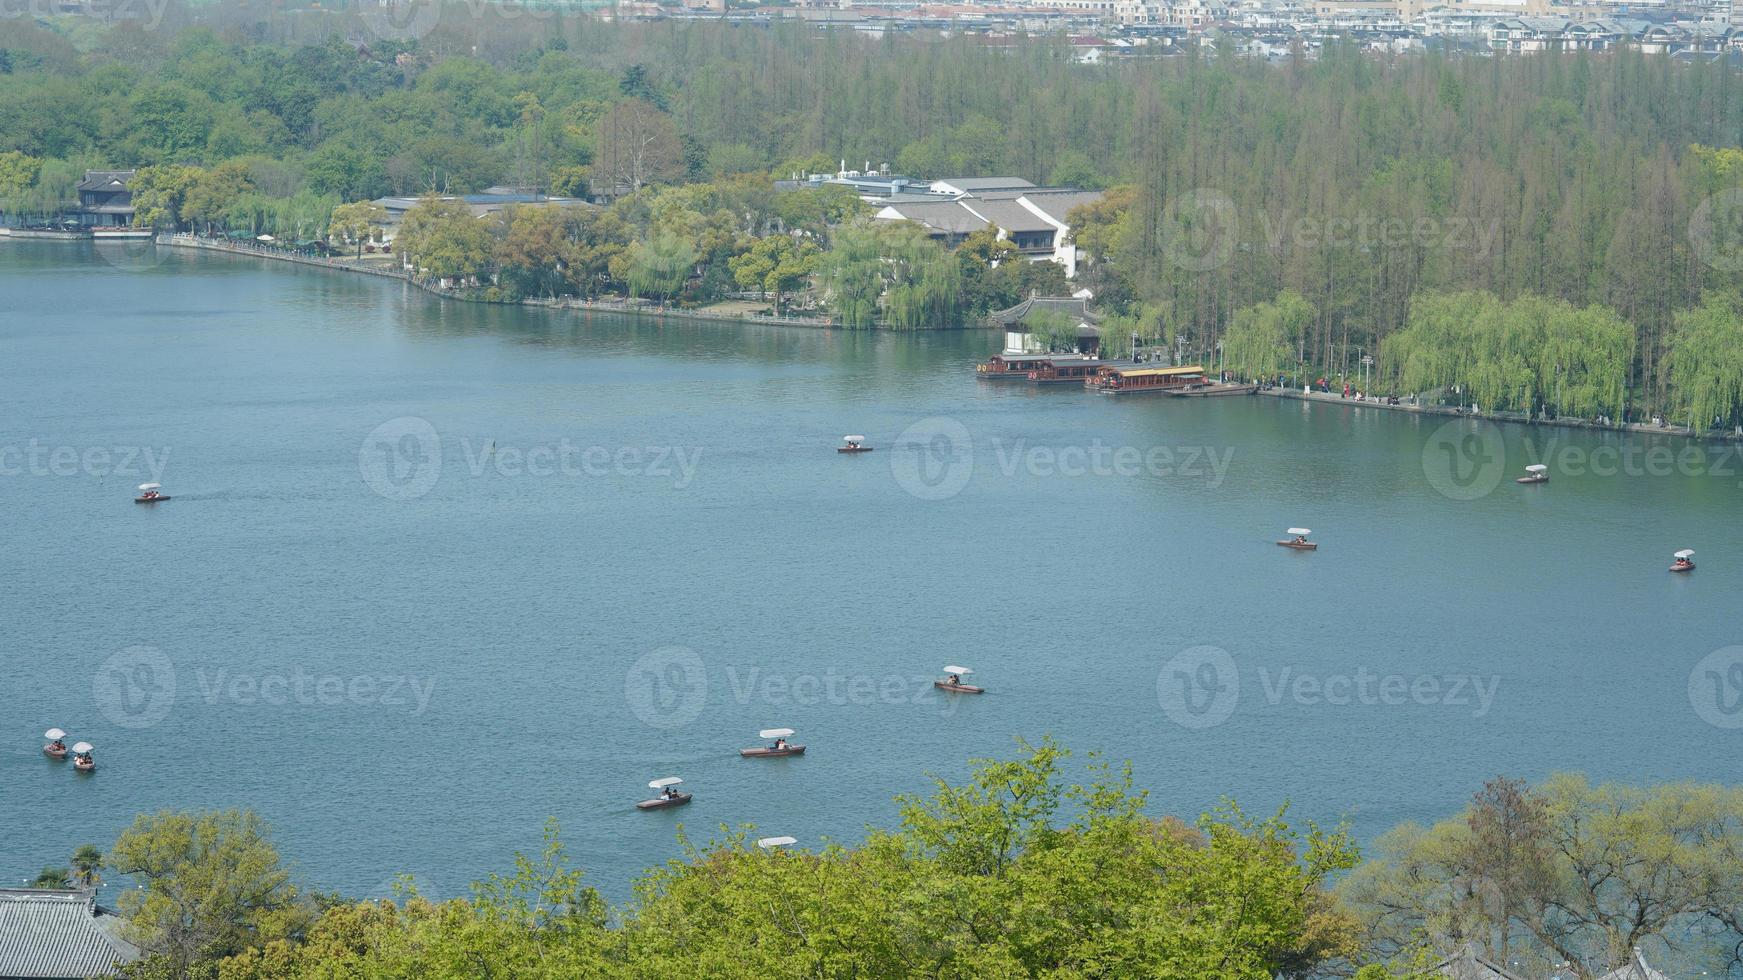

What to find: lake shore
left=151, top=233, right=959, bottom=333
left=1259, top=385, right=1743, bottom=443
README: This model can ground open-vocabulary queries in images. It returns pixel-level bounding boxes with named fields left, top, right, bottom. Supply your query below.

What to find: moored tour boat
left=1086, top=364, right=1209, bottom=394
left=1516, top=464, right=1549, bottom=484
left=838, top=436, right=873, bottom=453
left=934, top=665, right=985, bottom=694
left=740, top=727, right=805, bottom=758
left=976, top=352, right=1097, bottom=380
left=43, top=728, right=67, bottom=759
left=637, top=776, right=692, bottom=810
left=1026, top=358, right=1113, bottom=384
left=1671, top=549, right=1695, bottom=572
left=1277, top=527, right=1318, bottom=551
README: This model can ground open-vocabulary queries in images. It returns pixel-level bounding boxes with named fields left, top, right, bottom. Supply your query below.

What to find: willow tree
left=1668, top=293, right=1743, bottom=430
left=1384, top=292, right=1629, bottom=416
left=1222, top=291, right=1314, bottom=380
left=624, top=232, right=697, bottom=304
left=1383, top=291, right=1500, bottom=402
left=815, top=222, right=886, bottom=329
left=1535, top=300, right=1633, bottom=419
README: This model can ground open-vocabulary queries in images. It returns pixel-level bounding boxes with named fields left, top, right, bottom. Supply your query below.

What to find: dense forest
left=5, top=7, right=1743, bottom=422
left=34, top=741, right=1743, bottom=979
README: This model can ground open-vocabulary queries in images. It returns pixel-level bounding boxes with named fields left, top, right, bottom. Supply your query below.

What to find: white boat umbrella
left=71, top=742, right=93, bottom=754
left=842, top=435, right=866, bottom=443
left=1525, top=464, right=1548, bottom=474
left=44, top=728, right=65, bottom=740
left=757, top=836, right=797, bottom=850
left=943, top=666, right=972, bottom=676
left=759, top=728, right=795, bottom=739
left=1287, top=528, right=1311, bottom=536
left=648, top=777, right=683, bottom=789
left=1675, top=549, right=1695, bottom=559
left=138, top=483, right=160, bottom=491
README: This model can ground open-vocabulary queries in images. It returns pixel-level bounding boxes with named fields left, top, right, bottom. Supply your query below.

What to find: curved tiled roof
left=0, top=889, right=139, bottom=979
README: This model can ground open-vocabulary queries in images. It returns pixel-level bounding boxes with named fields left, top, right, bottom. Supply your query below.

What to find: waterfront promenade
left=154, top=233, right=838, bottom=329
left=1258, top=385, right=1740, bottom=442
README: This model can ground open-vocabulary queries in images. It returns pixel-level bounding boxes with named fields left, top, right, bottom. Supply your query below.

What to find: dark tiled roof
left=76, top=171, right=135, bottom=193
left=879, top=201, right=990, bottom=235
left=960, top=199, right=1055, bottom=234
left=0, top=889, right=139, bottom=979
left=989, top=295, right=1103, bottom=325
left=1015, top=190, right=1106, bottom=225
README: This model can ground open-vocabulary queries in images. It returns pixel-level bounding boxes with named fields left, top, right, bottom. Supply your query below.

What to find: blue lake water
left=2, top=239, right=1739, bottom=902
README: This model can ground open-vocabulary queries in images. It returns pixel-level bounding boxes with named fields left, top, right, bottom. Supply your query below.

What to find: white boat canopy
left=759, top=728, right=795, bottom=739
left=842, top=435, right=866, bottom=443
left=44, top=728, right=65, bottom=740
left=648, top=777, right=683, bottom=789
left=1287, top=528, right=1311, bottom=536
left=943, top=666, right=972, bottom=675
left=1525, top=464, right=1548, bottom=473
left=757, top=836, right=797, bottom=850
left=1675, top=549, right=1695, bottom=559
left=138, top=483, right=160, bottom=491
left=71, top=742, right=93, bottom=754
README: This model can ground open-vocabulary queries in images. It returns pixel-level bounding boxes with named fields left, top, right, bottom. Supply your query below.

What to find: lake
left=2, top=239, right=1738, bottom=902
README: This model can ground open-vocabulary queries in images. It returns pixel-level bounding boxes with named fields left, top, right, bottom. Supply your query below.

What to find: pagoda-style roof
left=989, top=295, right=1103, bottom=327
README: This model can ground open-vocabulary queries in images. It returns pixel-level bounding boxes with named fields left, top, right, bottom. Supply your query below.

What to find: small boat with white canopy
left=757, top=836, right=797, bottom=850
left=740, top=728, right=805, bottom=758
left=1516, top=463, right=1549, bottom=484
left=1277, top=528, right=1317, bottom=551
left=838, top=435, right=873, bottom=454
left=135, top=482, right=169, bottom=503
left=1671, top=549, right=1696, bottom=572
left=935, top=666, right=984, bottom=694
left=637, top=776, right=692, bottom=810
left=71, top=741, right=96, bottom=772
left=43, top=728, right=68, bottom=759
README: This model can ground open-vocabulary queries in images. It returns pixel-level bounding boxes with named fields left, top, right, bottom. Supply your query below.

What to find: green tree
left=129, top=165, right=205, bottom=230
left=623, top=231, right=697, bottom=304
left=1223, top=290, right=1315, bottom=380
left=1667, top=292, right=1743, bottom=430
left=327, top=200, right=389, bottom=259
left=32, top=866, right=71, bottom=888
left=108, top=809, right=308, bottom=977
left=397, top=196, right=496, bottom=283
left=1342, top=775, right=1743, bottom=978
left=729, top=234, right=817, bottom=312
left=183, top=161, right=255, bottom=234
left=0, top=150, right=41, bottom=208
left=71, top=845, right=103, bottom=888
